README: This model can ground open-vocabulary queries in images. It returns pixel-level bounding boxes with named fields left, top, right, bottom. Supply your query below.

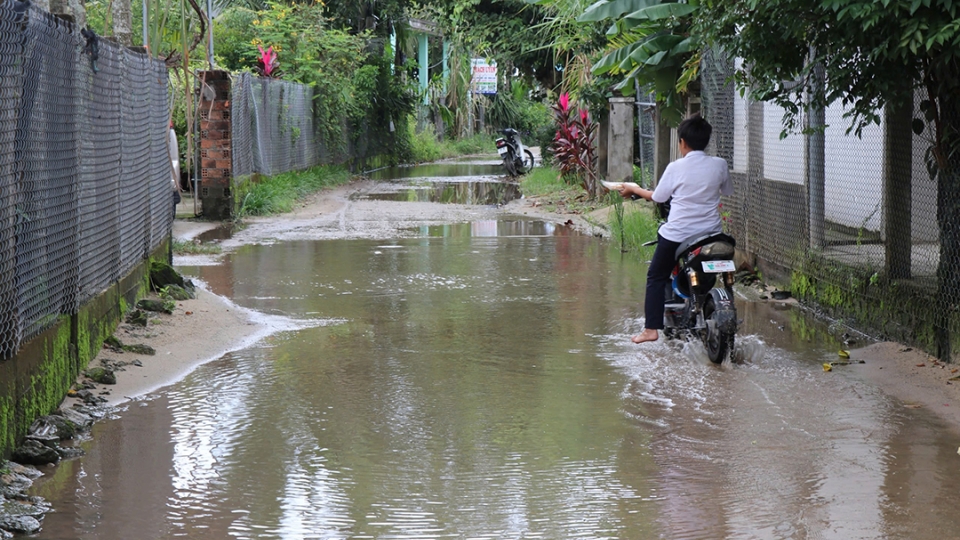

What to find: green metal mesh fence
left=700, top=46, right=956, bottom=359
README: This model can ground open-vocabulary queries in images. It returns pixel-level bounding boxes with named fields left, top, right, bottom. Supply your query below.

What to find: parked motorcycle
left=647, top=201, right=739, bottom=363
left=495, top=128, right=535, bottom=177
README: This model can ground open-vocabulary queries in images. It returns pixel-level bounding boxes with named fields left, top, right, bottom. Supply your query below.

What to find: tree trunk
left=112, top=0, right=132, bottom=46
left=884, top=98, right=913, bottom=279
left=934, top=97, right=960, bottom=362
left=50, top=0, right=86, bottom=28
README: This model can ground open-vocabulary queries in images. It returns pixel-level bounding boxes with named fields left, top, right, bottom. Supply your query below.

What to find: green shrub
left=407, top=122, right=446, bottom=163
left=212, top=7, right=258, bottom=72
left=448, top=133, right=493, bottom=155
left=407, top=120, right=497, bottom=163
left=633, top=163, right=655, bottom=188
left=485, top=93, right=523, bottom=131
left=236, top=165, right=352, bottom=217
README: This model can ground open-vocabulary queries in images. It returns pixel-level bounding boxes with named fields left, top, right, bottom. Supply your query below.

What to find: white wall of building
left=728, top=76, right=937, bottom=244
left=762, top=102, right=806, bottom=184
left=823, top=103, right=884, bottom=233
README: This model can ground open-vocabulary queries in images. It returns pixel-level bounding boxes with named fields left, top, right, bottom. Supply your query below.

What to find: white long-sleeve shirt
left=652, top=151, right=733, bottom=243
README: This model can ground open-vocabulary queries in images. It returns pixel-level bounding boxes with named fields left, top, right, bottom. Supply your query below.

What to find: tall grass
left=608, top=194, right=660, bottom=258
left=522, top=166, right=660, bottom=256
left=236, top=165, right=351, bottom=217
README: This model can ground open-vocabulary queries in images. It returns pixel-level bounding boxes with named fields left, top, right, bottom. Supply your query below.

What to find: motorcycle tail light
left=496, top=140, right=506, bottom=147
left=690, top=247, right=702, bottom=257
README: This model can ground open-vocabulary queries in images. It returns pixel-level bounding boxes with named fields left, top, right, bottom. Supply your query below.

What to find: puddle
left=353, top=180, right=521, bottom=206
left=367, top=163, right=505, bottom=180
left=194, top=225, right=234, bottom=242
left=407, top=219, right=580, bottom=237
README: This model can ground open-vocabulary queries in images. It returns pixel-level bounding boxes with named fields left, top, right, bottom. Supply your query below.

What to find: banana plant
left=579, top=0, right=700, bottom=125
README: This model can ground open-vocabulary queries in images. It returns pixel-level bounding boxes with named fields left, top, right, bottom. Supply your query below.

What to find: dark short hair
left=678, top=114, right=712, bottom=151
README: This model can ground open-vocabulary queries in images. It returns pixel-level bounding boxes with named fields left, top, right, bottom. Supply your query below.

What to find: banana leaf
left=632, top=33, right=685, bottom=53
left=622, top=3, right=696, bottom=26
left=669, top=36, right=695, bottom=56
left=654, top=67, right=679, bottom=94
left=619, top=46, right=650, bottom=71
left=578, top=0, right=660, bottom=23
left=593, top=40, right=645, bottom=74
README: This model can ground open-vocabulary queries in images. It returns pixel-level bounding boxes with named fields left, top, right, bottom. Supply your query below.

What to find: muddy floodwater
left=29, top=165, right=960, bottom=539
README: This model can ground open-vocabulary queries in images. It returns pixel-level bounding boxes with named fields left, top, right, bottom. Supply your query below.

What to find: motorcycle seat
left=674, top=232, right=736, bottom=262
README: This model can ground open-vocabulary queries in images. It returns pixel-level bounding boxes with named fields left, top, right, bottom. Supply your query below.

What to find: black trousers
left=172, top=190, right=181, bottom=220
left=645, top=233, right=682, bottom=330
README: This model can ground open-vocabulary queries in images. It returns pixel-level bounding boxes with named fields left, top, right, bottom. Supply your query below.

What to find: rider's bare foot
left=632, top=329, right=659, bottom=344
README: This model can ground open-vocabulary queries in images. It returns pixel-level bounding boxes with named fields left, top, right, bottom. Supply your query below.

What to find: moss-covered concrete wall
left=754, top=252, right=958, bottom=363
left=0, top=240, right=168, bottom=458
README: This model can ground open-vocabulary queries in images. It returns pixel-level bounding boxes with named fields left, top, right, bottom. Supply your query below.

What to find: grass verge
left=236, top=165, right=352, bottom=218
left=172, top=239, right=223, bottom=256
left=518, top=167, right=599, bottom=214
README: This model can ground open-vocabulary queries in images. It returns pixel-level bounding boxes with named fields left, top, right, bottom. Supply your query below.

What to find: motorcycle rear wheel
left=702, top=298, right=733, bottom=364
left=503, top=155, right=518, bottom=177
left=522, top=149, right=535, bottom=171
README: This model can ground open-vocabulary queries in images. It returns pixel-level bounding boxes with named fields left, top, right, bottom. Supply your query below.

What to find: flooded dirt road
left=29, top=162, right=960, bottom=539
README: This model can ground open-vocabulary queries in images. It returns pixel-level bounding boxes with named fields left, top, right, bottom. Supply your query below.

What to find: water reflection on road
left=351, top=178, right=520, bottom=206
left=29, top=179, right=960, bottom=539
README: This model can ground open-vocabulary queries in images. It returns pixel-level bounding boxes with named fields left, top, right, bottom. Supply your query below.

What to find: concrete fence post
left=607, top=97, right=635, bottom=184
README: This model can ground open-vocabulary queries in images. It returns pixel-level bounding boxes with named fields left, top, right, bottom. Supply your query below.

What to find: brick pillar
left=198, top=71, right=233, bottom=220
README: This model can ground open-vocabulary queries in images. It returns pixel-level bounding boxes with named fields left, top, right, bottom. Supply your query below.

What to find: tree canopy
left=583, top=0, right=699, bottom=124
left=698, top=0, right=959, bottom=140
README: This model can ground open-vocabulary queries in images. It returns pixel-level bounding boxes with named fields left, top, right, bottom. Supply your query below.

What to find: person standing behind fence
left=169, top=121, right=181, bottom=219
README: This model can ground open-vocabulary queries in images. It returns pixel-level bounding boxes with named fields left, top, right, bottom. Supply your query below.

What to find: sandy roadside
left=64, top=284, right=276, bottom=408
left=846, top=342, right=960, bottom=426
left=66, top=179, right=960, bottom=432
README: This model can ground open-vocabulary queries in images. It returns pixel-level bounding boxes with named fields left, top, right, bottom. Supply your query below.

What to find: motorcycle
left=647, top=201, right=739, bottom=364
left=495, top=128, right=535, bottom=177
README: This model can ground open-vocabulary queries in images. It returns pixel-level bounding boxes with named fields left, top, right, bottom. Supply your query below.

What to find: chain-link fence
left=231, top=71, right=404, bottom=180
left=231, top=73, right=318, bottom=177
left=700, top=47, right=957, bottom=359
left=0, top=1, right=171, bottom=359
left=634, top=90, right=656, bottom=189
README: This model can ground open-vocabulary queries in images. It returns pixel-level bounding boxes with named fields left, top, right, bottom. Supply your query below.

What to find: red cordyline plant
left=551, top=93, right=599, bottom=196
left=254, top=45, right=281, bottom=78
